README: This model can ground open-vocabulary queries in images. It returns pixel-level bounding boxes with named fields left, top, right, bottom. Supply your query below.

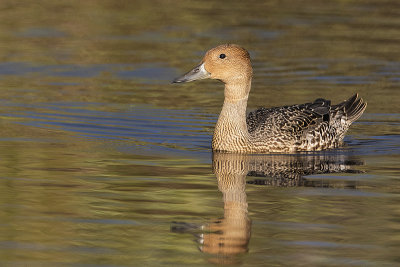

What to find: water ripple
left=4, top=102, right=215, bottom=154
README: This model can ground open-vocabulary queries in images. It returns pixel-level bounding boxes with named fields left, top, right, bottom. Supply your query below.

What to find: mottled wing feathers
left=246, top=94, right=366, bottom=150
left=247, top=98, right=331, bottom=135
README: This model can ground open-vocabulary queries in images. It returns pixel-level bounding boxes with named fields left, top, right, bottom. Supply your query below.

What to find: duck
left=173, top=44, right=367, bottom=153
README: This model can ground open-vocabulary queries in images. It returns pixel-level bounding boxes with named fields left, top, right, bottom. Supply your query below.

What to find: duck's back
left=247, top=94, right=366, bottom=151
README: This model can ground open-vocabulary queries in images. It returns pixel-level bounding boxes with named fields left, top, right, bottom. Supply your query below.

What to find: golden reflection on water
left=172, top=151, right=364, bottom=265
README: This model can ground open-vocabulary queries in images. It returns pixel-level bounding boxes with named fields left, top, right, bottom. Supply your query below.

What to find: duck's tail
left=334, top=93, right=367, bottom=124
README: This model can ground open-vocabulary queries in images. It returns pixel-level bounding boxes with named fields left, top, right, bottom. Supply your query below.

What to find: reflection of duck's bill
left=172, top=63, right=210, bottom=83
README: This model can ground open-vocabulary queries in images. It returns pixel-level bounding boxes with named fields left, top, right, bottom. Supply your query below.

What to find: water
left=0, top=1, right=399, bottom=266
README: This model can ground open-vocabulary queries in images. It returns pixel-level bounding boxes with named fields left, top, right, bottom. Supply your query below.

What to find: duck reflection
left=172, top=151, right=363, bottom=264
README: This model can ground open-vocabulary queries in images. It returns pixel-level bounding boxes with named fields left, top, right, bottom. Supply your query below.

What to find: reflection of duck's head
left=172, top=151, right=363, bottom=265
left=200, top=152, right=251, bottom=264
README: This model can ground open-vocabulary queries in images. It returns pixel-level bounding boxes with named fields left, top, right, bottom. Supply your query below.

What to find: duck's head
left=173, top=44, right=253, bottom=85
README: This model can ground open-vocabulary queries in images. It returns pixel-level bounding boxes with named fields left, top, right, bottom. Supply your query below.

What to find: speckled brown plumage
left=246, top=93, right=367, bottom=152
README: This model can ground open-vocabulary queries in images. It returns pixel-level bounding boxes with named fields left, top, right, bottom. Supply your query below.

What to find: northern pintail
left=173, top=44, right=367, bottom=153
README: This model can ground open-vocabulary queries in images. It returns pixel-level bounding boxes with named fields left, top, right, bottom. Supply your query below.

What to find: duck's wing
left=247, top=98, right=331, bottom=135
left=247, top=94, right=366, bottom=141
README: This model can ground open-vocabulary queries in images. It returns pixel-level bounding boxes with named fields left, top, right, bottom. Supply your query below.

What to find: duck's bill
left=172, top=63, right=210, bottom=83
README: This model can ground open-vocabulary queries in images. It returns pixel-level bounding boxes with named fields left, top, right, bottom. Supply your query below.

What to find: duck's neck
left=212, top=83, right=252, bottom=152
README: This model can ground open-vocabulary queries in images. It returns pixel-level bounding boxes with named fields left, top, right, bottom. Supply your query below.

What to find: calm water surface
left=0, top=1, right=399, bottom=266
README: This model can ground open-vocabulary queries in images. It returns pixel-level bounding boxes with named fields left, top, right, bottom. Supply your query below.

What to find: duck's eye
left=219, top=53, right=226, bottom=59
